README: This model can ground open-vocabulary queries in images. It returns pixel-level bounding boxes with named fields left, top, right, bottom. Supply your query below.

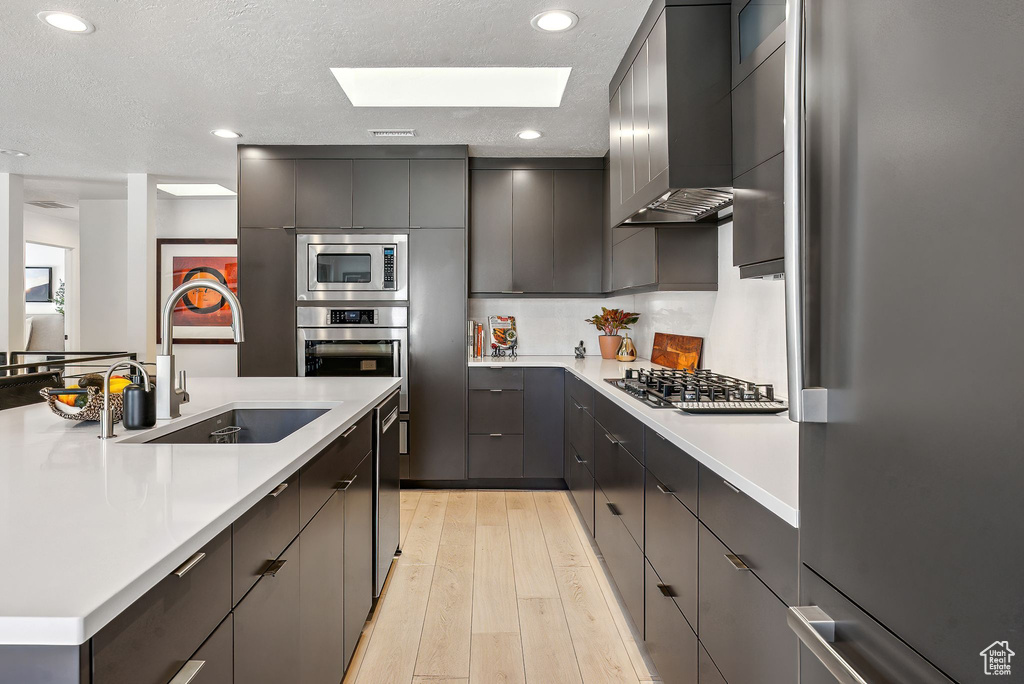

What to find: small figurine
left=574, top=340, right=586, bottom=359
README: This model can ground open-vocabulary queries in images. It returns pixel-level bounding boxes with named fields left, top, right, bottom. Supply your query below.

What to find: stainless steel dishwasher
left=372, top=388, right=401, bottom=597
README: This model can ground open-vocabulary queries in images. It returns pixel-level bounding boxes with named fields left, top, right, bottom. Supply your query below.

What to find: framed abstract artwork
left=156, top=239, right=238, bottom=344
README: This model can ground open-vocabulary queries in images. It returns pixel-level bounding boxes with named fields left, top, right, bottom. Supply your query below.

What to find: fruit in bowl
left=56, top=374, right=131, bottom=408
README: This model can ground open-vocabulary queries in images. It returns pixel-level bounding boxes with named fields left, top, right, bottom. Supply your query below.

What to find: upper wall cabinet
left=239, top=159, right=295, bottom=228
left=353, top=159, right=410, bottom=228
left=295, top=160, right=353, bottom=228
left=469, top=161, right=603, bottom=295
left=410, top=159, right=467, bottom=228
left=731, top=0, right=786, bottom=276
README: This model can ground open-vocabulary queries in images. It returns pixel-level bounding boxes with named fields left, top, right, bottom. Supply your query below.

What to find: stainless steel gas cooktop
left=605, top=368, right=788, bottom=415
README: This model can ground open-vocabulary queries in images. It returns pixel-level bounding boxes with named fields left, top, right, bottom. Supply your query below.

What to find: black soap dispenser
left=122, top=376, right=156, bottom=430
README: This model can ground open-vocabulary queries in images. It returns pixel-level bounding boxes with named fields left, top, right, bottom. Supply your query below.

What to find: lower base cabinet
left=698, top=524, right=798, bottom=684
left=343, top=452, right=374, bottom=667
left=698, top=642, right=728, bottom=684
left=186, top=614, right=233, bottom=684
left=595, top=486, right=644, bottom=633
left=299, top=492, right=345, bottom=684
left=644, top=561, right=698, bottom=684
left=567, top=445, right=595, bottom=536
left=234, top=538, right=302, bottom=684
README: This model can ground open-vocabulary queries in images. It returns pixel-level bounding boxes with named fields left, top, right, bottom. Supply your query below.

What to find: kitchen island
left=0, top=375, right=400, bottom=683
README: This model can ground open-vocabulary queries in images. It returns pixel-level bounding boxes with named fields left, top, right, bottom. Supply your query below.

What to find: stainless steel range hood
left=608, top=1, right=733, bottom=228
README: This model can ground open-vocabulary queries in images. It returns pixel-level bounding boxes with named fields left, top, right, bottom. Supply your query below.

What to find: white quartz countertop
left=0, top=376, right=401, bottom=646
left=469, top=356, right=799, bottom=528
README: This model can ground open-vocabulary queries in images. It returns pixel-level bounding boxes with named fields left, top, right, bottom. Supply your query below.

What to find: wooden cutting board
left=651, top=332, right=703, bottom=370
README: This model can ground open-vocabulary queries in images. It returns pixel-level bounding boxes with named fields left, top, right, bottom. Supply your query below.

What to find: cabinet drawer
left=594, top=392, right=643, bottom=461
left=732, top=44, right=785, bottom=178
left=92, top=529, right=231, bottom=684
left=645, top=561, right=698, bottom=682
left=233, top=472, right=300, bottom=605
left=595, top=486, right=644, bottom=632
left=567, top=445, right=595, bottom=537
left=299, top=413, right=372, bottom=527
left=698, top=465, right=797, bottom=604
left=595, top=424, right=644, bottom=547
left=644, top=426, right=698, bottom=514
left=567, top=396, right=594, bottom=458
left=468, top=434, right=524, bottom=478
left=469, top=389, right=524, bottom=434
left=645, top=472, right=698, bottom=629
left=469, top=367, right=524, bottom=390
left=699, top=642, right=727, bottom=684
left=178, top=614, right=233, bottom=684
left=566, top=372, right=594, bottom=413
left=698, top=524, right=797, bottom=684
left=233, top=537, right=301, bottom=684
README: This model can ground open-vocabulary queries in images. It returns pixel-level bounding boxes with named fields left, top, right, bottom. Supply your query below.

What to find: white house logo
left=980, top=641, right=1014, bottom=676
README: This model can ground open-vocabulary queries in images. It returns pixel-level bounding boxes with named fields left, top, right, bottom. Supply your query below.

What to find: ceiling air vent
left=368, top=129, right=416, bottom=138
left=27, top=201, right=73, bottom=209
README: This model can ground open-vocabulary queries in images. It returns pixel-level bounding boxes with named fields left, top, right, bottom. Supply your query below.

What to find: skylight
left=157, top=184, right=236, bottom=197
left=330, top=67, right=572, bottom=108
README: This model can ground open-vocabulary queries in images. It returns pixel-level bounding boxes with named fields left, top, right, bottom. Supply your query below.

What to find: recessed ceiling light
left=0, top=148, right=29, bottom=157
left=517, top=130, right=543, bottom=140
left=37, top=11, right=95, bottom=34
left=157, top=184, right=237, bottom=197
left=330, top=67, right=572, bottom=108
left=211, top=129, right=242, bottom=139
left=531, top=10, right=579, bottom=32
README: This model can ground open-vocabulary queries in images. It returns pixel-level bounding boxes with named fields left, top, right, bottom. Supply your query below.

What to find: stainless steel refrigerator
left=784, top=0, right=1024, bottom=682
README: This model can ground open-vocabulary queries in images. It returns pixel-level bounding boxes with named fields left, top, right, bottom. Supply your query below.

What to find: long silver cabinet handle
left=783, top=0, right=828, bottom=423
left=490, top=389, right=503, bottom=393
left=382, top=407, right=399, bottom=433
left=262, top=559, right=287, bottom=577
left=269, top=483, right=288, bottom=498
left=604, top=433, right=618, bottom=444
left=574, top=454, right=586, bottom=464
left=336, top=476, right=356, bottom=491
left=656, top=484, right=674, bottom=495
left=169, top=660, right=206, bottom=684
left=489, top=433, right=503, bottom=437
left=172, top=551, right=206, bottom=578
left=788, top=606, right=869, bottom=684
left=725, top=553, right=750, bottom=571
left=341, top=424, right=358, bottom=438
left=723, top=480, right=741, bottom=494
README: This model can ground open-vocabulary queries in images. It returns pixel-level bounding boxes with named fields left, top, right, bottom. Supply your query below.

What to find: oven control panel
left=329, top=309, right=375, bottom=325
left=383, top=247, right=396, bottom=290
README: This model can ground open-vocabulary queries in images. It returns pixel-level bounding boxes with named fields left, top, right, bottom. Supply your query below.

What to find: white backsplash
left=469, top=221, right=789, bottom=394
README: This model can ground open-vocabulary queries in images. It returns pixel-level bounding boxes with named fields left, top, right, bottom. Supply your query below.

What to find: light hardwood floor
left=344, top=490, right=659, bottom=684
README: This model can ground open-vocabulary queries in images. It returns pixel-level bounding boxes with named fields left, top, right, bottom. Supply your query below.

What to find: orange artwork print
left=170, top=257, right=239, bottom=326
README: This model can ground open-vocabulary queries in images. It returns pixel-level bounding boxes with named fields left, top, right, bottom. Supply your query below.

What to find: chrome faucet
left=157, top=279, right=244, bottom=419
left=100, top=360, right=151, bottom=439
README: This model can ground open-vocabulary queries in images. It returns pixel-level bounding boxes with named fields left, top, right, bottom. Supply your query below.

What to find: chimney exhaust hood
left=608, top=1, right=733, bottom=228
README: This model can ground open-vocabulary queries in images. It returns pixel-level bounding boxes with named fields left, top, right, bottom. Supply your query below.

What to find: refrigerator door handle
left=787, top=606, right=868, bottom=684
left=784, top=0, right=828, bottom=423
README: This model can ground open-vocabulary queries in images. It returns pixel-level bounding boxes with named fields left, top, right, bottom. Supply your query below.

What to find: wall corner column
left=126, top=174, right=157, bottom=363
left=0, top=174, right=26, bottom=357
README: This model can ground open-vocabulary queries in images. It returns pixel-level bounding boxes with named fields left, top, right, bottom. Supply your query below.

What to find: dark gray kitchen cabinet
left=611, top=225, right=718, bottom=293
left=411, top=159, right=466, bottom=228
left=238, top=226, right=296, bottom=377
left=468, top=389, right=524, bottom=434
left=699, top=643, right=728, bottom=684
left=552, top=170, right=603, bottom=293
left=733, top=152, right=784, bottom=271
left=91, top=529, right=232, bottom=684
left=239, top=158, right=295, bottom=228
left=343, top=452, right=374, bottom=667
left=595, top=425, right=645, bottom=548
left=644, top=561, right=698, bottom=682
left=731, top=0, right=787, bottom=87
left=644, top=427, right=698, bottom=514
left=523, top=368, right=564, bottom=478
left=698, top=524, right=797, bottom=684
left=299, top=413, right=372, bottom=528
left=511, top=169, right=554, bottom=292
left=353, top=159, right=410, bottom=228
left=594, top=392, right=643, bottom=461
left=595, top=485, right=644, bottom=632
left=731, top=45, right=785, bottom=178
left=295, top=159, right=353, bottom=228
left=409, top=228, right=467, bottom=480
left=232, top=472, right=300, bottom=606
left=184, top=614, right=233, bottom=684
left=469, top=169, right=513, bottom=292
left=611, top=229, right=657, bottom=290
left=299, top=492, right=345, bottom=684
left=645, top=471, right=698, bottom=629
left=233, top=538, right=302, bottom=684
left=468, top=434, right=525, bottom=479
left=567, top=444, right=595, bottom=537
left=468, top=366, right=523, bottom=390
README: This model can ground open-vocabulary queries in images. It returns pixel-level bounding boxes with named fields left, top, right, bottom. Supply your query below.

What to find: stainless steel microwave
left=296, top=233, right=408, bottom=301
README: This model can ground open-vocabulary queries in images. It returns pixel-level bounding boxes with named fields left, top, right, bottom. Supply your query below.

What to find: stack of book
left=467, top=321, right=487, bottom=358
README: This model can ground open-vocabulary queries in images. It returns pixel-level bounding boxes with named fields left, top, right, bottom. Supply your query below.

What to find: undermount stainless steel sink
left=141, top=408, right=330, bottom=444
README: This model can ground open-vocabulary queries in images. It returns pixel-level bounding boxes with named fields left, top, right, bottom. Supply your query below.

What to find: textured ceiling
left=0, top=0, right=648, bottom=189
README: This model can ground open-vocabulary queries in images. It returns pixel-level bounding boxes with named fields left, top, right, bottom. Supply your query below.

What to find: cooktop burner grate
left=604, top=368, right=788, bottom=415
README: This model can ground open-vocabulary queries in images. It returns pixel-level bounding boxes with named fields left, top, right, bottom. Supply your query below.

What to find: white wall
left=156, top=198, right=238, bottom=378
left=469, top=220, right=789, bottom=394
left=78, top=200, right=127, bottom=352
left=24, top=209, right=81, bottom=350
left=24, top=243, right=65, bottom=315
